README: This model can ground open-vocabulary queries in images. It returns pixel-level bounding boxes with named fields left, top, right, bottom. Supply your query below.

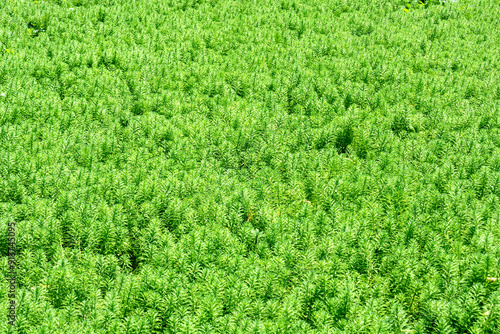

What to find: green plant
left=1, top=0, right=499, bottom=332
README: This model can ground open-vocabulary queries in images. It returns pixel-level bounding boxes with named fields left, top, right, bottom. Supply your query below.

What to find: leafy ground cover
left=1, top=0, right=500, bottom=332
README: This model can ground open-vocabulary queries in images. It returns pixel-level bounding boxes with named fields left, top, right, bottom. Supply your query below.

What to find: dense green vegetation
left=1, top=0, right=500, bottom=332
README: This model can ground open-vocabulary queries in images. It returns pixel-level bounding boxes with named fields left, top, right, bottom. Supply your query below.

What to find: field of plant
left=1, top=0, right=500, bottom=332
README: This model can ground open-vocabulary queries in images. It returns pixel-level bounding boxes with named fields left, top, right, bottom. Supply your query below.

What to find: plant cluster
left=1, top=0, right=500, bottom=333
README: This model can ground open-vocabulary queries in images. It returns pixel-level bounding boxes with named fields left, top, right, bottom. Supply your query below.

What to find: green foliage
left=1, top=0, right=500, bottom=332
left=334, top=121, right=354, bottom=154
